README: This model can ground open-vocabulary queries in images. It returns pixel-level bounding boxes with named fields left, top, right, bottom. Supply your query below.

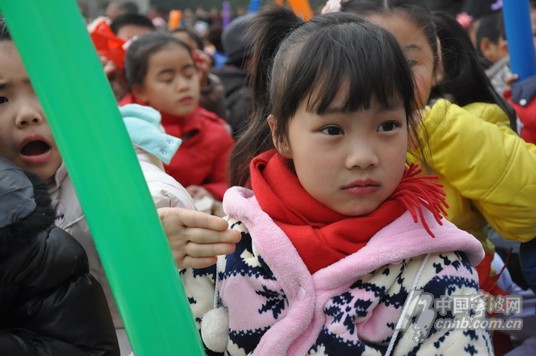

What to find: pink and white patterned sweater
left=182, top=187, right=493, bottom=355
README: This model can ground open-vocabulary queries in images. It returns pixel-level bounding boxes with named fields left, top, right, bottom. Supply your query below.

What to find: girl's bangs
left=300, top=27, right=413, bottom=114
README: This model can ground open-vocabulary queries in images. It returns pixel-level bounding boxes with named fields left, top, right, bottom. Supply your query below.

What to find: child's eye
left=184, top=68, right=196, bottom=79
left=0, top=96, right=8, bottom=104
left=159, top=76, right=173, bottom=84
left=378, top=121, right=401, bottom=132
left=321, top=126, right=343, bottom=135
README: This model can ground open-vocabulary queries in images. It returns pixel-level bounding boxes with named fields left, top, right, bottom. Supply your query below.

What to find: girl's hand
left=99, top=55, right=128, bottom=100
left=100, top=55, right=117, bottom=79
left=187, top=185, right=212, bottom=200
left=192, top=49, right=211, bottom=87
left=504, top=73, right=519, bottom=92
left=158, top=207, right=241, bottom=269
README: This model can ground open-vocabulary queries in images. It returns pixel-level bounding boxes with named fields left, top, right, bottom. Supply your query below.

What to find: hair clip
left=321, top=0, right=342, bottom=14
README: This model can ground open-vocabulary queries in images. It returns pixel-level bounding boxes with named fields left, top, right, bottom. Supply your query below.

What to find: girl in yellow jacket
left=330, top=0, right=536, bottom=298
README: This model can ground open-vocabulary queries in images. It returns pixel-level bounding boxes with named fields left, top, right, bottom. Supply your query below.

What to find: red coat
left=120, top=94, right=234, bottom=201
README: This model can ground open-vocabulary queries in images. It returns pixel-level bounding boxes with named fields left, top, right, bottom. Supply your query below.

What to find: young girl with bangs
left=120, top=32, right=234, bottom=205
left=179, top=5, right=489, bottom=355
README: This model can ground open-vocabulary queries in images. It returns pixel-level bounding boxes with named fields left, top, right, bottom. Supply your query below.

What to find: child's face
left=367, top=14, right=437, bottom=109
left=278, top=92, right=408, bottom=217
left=481, top=36, right=509, bottom=64
left=0, top=41, right=62, bottom=182
left=133, top=43, right=200, bottom=117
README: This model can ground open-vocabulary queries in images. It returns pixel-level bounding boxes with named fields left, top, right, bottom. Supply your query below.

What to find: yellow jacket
left=410, top=99, right=536, bottom=252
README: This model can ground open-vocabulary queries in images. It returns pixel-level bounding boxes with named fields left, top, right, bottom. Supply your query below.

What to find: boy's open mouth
left=20, top=140, right=51, bottom=156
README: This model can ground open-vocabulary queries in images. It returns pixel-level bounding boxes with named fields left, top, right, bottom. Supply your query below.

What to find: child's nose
left=345, top=141, right=379, bottom=170
left=16, top=110, right=43, bottom=128
left=175, top=78, right=190, bottom=91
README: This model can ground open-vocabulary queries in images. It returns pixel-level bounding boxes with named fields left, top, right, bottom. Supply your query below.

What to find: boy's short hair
left=476, top=11, right=505, bottom=47
left=110, top=13, right=155, bottom=35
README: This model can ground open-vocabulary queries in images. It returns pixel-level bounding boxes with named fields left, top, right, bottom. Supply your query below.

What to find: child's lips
left=342, top=179, right=380, bottom=195
left=19, top=149, right=53, bottom=164
left=179, top=96, right=193, bottom=105
left=19, top=136, right=53, bottom=164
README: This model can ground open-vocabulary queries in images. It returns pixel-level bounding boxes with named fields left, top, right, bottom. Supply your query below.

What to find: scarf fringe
left=392, top=164, right=449, bottom=237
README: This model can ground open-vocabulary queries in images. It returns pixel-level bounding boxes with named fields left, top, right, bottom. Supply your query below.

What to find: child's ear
left=132, top=84, right=148, bottom=103
left=268, top=114, right=291, bottom=158
left=478, top=37, right=495, bottom=62
left=433, top=37, right=444, bottom=86
left=498, top=38, right=509, bottom=57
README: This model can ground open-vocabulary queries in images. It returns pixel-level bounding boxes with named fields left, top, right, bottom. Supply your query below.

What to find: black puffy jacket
left=0, top=157, right=119, bottom=355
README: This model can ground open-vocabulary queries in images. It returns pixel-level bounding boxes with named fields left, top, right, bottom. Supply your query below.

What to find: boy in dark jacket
left=0, top=156, right=119, bottom=355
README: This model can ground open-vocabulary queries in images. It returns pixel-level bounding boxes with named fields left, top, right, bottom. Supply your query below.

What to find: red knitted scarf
left=250, top=149, right=448, bottom=274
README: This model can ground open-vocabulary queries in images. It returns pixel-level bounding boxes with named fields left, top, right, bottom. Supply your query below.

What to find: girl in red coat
left=120, top=31, right=234, bottom=203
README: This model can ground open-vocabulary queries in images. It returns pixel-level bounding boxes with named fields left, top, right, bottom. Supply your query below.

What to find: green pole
left=0, top=1, right=203, bottom=355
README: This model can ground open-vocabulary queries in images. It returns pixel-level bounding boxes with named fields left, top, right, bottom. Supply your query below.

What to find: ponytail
left=230, top=5, right=303, bottom=187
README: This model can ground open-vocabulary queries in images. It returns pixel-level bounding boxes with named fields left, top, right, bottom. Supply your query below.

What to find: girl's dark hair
left=171, top=27, right=205, bottom=50
left=229, top=5, right=419, bottom=186
left=125, top=31, right=193, bottom=90
left=431, top=11, right=517, bottom=129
